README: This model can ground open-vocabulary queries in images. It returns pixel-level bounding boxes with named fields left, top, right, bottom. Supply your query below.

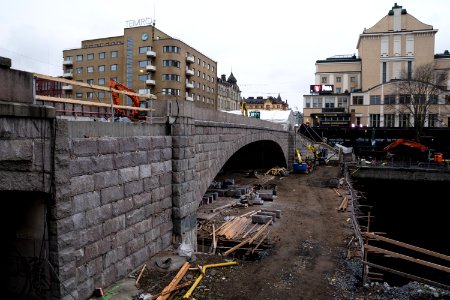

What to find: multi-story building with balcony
left=303, top=3, right=450, bottom=128
left=62, top=24, right=218, bottom=109
left=217, top=72, right=240, bottom=111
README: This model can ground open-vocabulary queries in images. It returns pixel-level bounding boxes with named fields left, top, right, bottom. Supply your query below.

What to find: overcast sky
left=1, top=0, right=449, bottom=111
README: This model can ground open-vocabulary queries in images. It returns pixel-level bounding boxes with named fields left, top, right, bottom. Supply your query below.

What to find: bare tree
left=394, top=62, right=447, bottom=142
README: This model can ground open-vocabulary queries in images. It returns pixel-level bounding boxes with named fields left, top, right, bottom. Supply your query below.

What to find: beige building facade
left=217, top=72, right=241, bottom=111
left=303, top=3, right=450, bottom=128
left=62, top=25, right=218, bottom=109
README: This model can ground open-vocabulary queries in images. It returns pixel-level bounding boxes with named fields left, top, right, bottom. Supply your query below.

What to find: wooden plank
left=363, top=260, right=450, bottom=291
left=248, top=219, right=272, bottom=244
left=135, top=264, right=146, bottom=286
left=252, top=229, right=271, bottom=254
left=241, top=223, right=258, bottom=239
left=363, top=232, right=450, bottom=262
left=34, top=73, right=157, bottom=99
left=150, top=281, right=192, bottom=300
left=157, top=262, right=190, bottom=300
left=36, top=95, right=154, bottom=112
left=212, top=224, right=217, bottom=254
left=365, top=245, right=450, bottom=273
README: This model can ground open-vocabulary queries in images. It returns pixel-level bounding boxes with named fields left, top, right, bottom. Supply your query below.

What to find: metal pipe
left=183, top=261, right=237, bottom=299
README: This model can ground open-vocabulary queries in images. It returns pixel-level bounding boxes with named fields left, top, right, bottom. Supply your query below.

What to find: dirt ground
left=130, top=164, right=450, bottom=300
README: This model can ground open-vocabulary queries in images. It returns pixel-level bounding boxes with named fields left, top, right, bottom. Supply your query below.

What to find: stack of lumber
left=215, top=210, right=257, bottom=240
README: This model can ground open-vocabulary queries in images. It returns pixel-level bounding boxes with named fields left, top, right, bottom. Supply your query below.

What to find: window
left=139, top=60, right=150, bottom=68
left=110, top=64, right=118, bottom=71
left=370, top=114, right=380, bottom=127
left=98, top=78, right=105, bottom=85
left=428, top=114, right=438, bottom=127
left=76, top=93, right=83, bottom=99
left=163, top=46, right=180, bottom=53
left=312, top=97, right=322, bottom=108
left=87, top=53, right=94, bottom=60
left=98, top=65, right=105, bottom=72
left=87, top=66, right=94, bottom=73
left=321, top=77, right=327, bottom=83
left=384, top=114, right=395, bottom=127
left=111, top=51, right=118, bottom=58
left=407, top=61, right=412, bottom=80
left=163, top=60, right=181, bottom=68
left=65, top=56, right=73, bottom=61
left=162, top=88, right=180, bottom=95
left=338, top=97, right=348, bottom=108
left=384, top=95, right=396, bottom=105
left=139, top=74, right=149, bottom=81
left=87, top=92, right=94, bottom=99
left=350, top=76, right=356, bottom=82
left=162, top=74, right=180, bottom=81
left=139, top=46, right=151, bottom=54
left=399, top=94, right=411, bottom=104
left=98, top=92, right=105, bottom=99
left=336, top=88, right=341, bottom=94
left=76, top=55, right=83, bottom=61
left=76, top=67, right=83, bottom=74
left=352, top=96, right=363, bottom=105
left=399, top=113, right=410, bottom=127
left=429, top=95, right=438, bottom=104
left=370, top=95, right=381, bottom=105
left=87, top=79, right=94, bottom=85
left=324, top=98, right=335, bottom=108
left=415, top=94, right=426, bottom=104
left=99, top=52, right=105, bottom=59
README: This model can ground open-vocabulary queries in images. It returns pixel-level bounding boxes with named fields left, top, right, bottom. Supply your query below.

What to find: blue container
left=293, top=162, right=307, bottom=172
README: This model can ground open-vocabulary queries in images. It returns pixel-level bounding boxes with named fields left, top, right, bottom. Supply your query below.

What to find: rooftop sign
left=126, top=18, right=154, bottom=28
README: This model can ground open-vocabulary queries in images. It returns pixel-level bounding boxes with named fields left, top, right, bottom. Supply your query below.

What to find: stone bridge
left=0, top=64, right=293, bottom=299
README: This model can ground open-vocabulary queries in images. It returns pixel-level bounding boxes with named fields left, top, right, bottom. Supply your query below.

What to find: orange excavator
left=109, top=79, right=142, bottom=119
left=382, top=138, right=428, bottom=152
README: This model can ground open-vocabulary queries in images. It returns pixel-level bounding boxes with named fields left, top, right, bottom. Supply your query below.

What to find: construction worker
left=241, top=99, right=248, bottom=117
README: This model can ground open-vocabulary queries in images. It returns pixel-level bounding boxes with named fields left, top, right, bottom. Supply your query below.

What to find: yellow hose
left=183, top=261, right=237, bottom=299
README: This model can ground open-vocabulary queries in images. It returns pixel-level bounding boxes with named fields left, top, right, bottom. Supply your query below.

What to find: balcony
left=146, top=65, right=156, bottom=72
left=146, top=79, right=156, bottom=85
left=63, top=71, right=73, bottom=78
left=146, top=50, right=156, bottom=57
left=186, top=81, right=194, bottom=89
left=186, top=68, right=194, bottom=76
left=186, top=55, right=195, bottom=63
left=62, top=85, right=73, bottom=90
left=186, top=95, right=193, bottom=101
left=63, top=60, right=73, bottom=66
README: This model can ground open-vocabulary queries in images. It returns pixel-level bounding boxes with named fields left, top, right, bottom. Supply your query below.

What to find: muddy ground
left=131, top=165, right=450, bottom=300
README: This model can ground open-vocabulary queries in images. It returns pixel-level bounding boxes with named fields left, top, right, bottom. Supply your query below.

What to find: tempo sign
left=126, top=17, right=154, bottom=28
left=310, top=84, right=334, bottom=94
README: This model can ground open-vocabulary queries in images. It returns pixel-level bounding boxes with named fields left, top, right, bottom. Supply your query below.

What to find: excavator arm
left=383, top=139, right=428, bottom=152
left=109, top=79, right=140, bottom=117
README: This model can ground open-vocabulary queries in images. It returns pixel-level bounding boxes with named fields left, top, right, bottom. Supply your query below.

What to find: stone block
left=261, top=209, right=282, bottom=218
left=256, top=211, right=277, bottom=222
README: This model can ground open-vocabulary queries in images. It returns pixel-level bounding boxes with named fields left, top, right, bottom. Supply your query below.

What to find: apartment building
left=62, top=24, right=218, bottom=110
left=243, top=95, right=289, bottom=111
left=303, top=3, right=450, bottom=128
left=217, top=72, right=241, bottom=111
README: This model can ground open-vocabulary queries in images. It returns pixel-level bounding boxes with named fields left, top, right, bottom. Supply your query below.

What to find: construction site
left=97, top=128, right=450, bottom=300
